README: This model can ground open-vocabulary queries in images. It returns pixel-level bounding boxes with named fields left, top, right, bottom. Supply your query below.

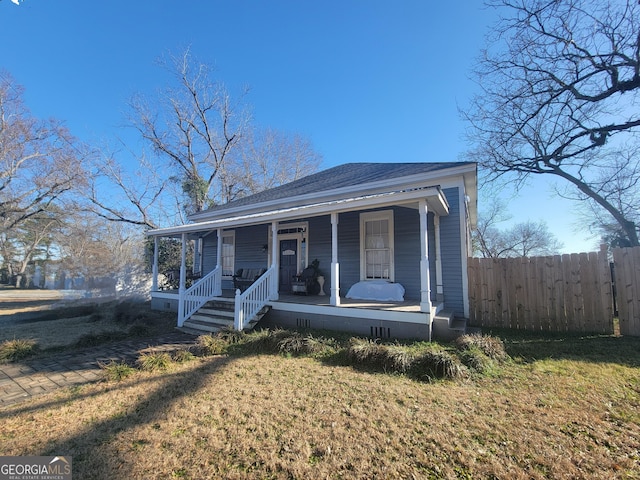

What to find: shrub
left=0, top=339, right=38, bottom=362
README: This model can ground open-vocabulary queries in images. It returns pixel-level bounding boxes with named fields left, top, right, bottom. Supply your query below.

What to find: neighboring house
left=148, top=162, right=477, bottom=341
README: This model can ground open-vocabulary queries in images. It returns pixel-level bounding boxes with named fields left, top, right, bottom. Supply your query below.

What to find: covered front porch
left=148, top=186, right=454, bottom=341
left=151, top=287, right=440, bottom=340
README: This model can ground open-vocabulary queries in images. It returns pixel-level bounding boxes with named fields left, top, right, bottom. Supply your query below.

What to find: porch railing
left=178, top=266, right=222, bottom=327
left=234, top=266, right=277, bottom=330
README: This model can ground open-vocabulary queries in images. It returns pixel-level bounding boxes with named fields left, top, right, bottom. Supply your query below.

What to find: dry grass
left=1, top=330, right=639, bottom=479
left=0, top=299, right=176, bottom=351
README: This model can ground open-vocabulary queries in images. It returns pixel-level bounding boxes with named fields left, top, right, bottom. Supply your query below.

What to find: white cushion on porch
left=345, top=280, right=405, bottom=302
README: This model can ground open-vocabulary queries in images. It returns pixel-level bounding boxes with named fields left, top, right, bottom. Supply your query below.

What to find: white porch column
left=152, top=236, right=159, bottom=291
left=271, top=221, right=279, bottom=300
left=434, top=214, right=444, bottom=302
left=330, top=212, right=340, bottom=306
left=215, top=228, right=223, bottom=296
left=178, top=232, right=188, bottom=326
left=419, top=199, right=432, bottom=314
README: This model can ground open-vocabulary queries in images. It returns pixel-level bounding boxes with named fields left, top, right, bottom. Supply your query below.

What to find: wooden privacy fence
left=612, top=247, right=640, bottom=336
left=468, top=246, right=615, bottom=334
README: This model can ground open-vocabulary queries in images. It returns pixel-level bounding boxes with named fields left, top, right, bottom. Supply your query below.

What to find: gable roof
left=189, top=161, right=475, bottom=222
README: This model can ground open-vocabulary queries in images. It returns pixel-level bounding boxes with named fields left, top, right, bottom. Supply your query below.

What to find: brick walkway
left=0, top=332, right=196, bottom=408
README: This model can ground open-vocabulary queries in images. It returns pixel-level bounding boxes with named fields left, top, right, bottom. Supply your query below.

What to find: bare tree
left=474, top=217, right=563, bottom=258
left=0, top=211, right=59, bottom=287
left=505, top=221, right=564, bottom=257
left=0, top=73, right=87, bottom=233
left=55, top=211, right=145, bottom=282
left=130, top=48, right=249, bottom=214
left=571, top=146, right=640, bottom=246
left=0, top=73, right=87, bottom=280
left=89, top=49, right=322, bottom=227
left=464, top=0, right=640, bottom=246
left=230, top=127, right=323, bottom=199
left=472, top=199, right=513, bottom=258
left=85, top=146, right=170, bottom=230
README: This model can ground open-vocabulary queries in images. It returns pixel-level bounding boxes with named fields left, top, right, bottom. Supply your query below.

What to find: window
left=221, top=232, right=235, bottom=278
left=360, top=210, right=394, bottom=280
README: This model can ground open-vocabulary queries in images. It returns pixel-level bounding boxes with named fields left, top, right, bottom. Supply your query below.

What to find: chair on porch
left=291, top=267, right=318, bottom=295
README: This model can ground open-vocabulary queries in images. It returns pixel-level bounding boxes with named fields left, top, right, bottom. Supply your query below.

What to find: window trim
left=360, top=210, right=394, bottom=281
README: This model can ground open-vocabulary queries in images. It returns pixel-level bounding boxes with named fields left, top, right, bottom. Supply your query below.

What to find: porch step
left=432, top=310, right=474, bottom=342
left=180, top=298, right=271, bottom=335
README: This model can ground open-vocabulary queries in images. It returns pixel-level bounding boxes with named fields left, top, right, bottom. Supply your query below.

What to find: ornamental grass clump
left=194, top=334, right=229, bottom=356
left=0, top=338, right=38, bottom=363
left=454, top=334, right=508, bottom=361
left=346, top=338, right=416, bottom=373
left=278, top=332, right=336, bottom=357
left=241, top=328, right=293, bottom=354
left=346, top=337, right=390, bottom=369
left=137, top=351, right=173, bottom=371
left=410, top=348, right=468, bottom=381
left=100, top=361, right=136, bottom=381
left=215, top=327, right=246, bottom=345
left=171, top=348, right=196, bottom=363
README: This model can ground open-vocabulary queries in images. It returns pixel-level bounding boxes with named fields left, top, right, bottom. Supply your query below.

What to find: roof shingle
left=191, top=161, right=473, bottom=218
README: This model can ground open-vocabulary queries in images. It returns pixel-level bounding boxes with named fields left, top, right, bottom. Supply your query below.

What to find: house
left=148, top=162, right=477, bottom=341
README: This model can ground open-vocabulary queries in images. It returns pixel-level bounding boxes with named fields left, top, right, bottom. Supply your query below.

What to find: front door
left=279, top=239, right=298, bottom=293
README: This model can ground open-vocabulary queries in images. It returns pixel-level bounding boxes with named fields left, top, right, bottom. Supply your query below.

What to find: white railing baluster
left=233, top=266, right=276, bottom=330
left=178, top=267, right=222, bottom=327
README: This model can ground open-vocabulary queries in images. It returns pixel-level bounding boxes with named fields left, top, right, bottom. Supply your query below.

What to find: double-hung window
left=221, top=231, right=235, bottom=278
left=360, top=210, right=394, bottom=281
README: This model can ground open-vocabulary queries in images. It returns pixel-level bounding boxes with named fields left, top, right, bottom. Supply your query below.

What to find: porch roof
left=147, top=185, right=449, bottom=237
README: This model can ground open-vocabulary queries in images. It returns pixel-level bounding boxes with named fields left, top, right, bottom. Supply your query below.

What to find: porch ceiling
left=147, top=186, right=448, bottom=237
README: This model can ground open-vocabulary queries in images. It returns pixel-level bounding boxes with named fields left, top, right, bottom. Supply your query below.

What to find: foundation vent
left=296, top=318, right=311, bottom=328
left=370, top=326, right=391, bottom=339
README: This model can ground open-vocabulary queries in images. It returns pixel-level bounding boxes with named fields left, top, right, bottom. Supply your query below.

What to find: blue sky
left=0, top=0, right=598, bottom=253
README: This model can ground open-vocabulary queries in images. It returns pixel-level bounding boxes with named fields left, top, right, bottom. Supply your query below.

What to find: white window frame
left=360, top=210, right=394, bottom=281
left=221, top=231, right=235, bottom=279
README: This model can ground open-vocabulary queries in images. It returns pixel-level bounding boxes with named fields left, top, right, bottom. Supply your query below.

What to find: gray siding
left=201, top=225, right=270, bottom=290
left=393, top=207, right=420, bottom=300
left=440, top=187, right=464, bottom=316
left=197, top=189, right=466, bottom=316
left=202, top=233, right=218, bottom=274
left=309, top=208, right=435, bottom=302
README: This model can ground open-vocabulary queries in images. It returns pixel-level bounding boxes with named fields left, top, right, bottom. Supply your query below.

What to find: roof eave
left=187, top=162, right=476, bottom=224
left=147, top=186, right=449, bottom=237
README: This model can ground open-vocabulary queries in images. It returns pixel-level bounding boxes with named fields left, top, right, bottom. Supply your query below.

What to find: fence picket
left=468, top=248, right=616, bottom=334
